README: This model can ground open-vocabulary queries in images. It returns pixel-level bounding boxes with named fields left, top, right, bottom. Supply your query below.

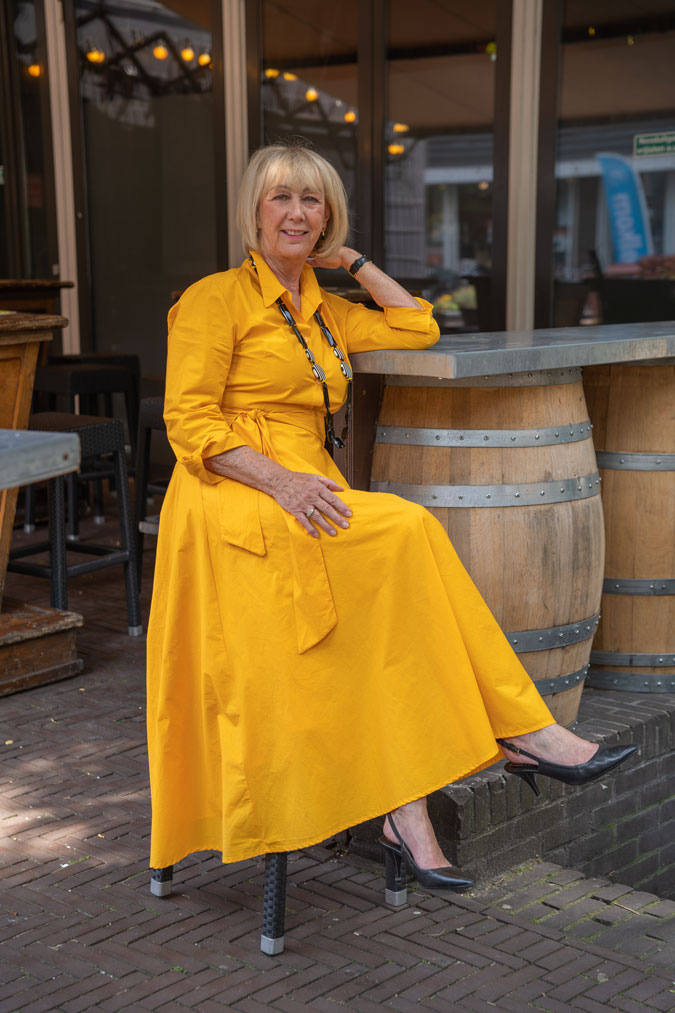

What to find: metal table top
left=0, top=429, right=80, bottom=490
left=350, top=321, right=675, bottom=380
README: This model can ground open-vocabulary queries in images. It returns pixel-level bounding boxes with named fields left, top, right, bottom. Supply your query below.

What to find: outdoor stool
left=8, top=413, right=142, bottom=636
left=150, top=848, right=408, bottom=954
left=134, top=396, right=168, bottom=590
left=34, top=361, right=139, bottom=463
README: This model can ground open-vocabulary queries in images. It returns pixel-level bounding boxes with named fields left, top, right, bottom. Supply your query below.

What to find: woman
left=147, top=144, right=635, bottom=893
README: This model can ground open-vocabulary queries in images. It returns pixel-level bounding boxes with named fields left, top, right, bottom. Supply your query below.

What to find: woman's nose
left=286, top=197, right=304, bottom=219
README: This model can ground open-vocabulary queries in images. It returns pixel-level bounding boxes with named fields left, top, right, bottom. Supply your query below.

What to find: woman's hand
left=306, top=246, right=358, bottom=272
left=271, top=470, right=352, bottom=538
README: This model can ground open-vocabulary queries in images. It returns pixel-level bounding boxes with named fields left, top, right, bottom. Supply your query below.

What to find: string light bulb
left=588, top=26, right=596, bottom=36
left=265, top=67, right=279, bottom=78
left=283, top=71, right=297, bottom=81
left=626, top=35, right=635, bottom=45
left=86, top=46, right=105, bottom=64
left=392, top=122, right=409, bottom=133
left=180, top=44, right=194, bottom=61
left=388, top=143, right=405, bottom=156
left=344, top=110, right=357, bottom=123
left=153, top=42, right=168, bottom=60
left=198, top=51, right=211, bottom=66
left=27, top=63, right=41, bottom=77
left=305, top=87, right=318, bottom=102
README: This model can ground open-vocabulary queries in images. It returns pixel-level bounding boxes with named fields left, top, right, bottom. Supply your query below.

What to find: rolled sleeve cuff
left=383, top=298, right=436, bottom=332
left=181, top=431, right=249, bottom=483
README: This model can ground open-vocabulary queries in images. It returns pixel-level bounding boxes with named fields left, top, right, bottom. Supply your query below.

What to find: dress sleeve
left=334, top=297, right=440, bottom=354
left=164, top=274, right=248, bottom=484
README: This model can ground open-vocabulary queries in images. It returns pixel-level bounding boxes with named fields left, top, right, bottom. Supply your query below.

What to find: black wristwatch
left=348, top=254, right=370, bottom=277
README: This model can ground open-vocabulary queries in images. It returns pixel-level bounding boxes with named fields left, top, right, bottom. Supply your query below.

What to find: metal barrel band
left=587, top=668, right=675, bottom=693
left=370, top=472, right=601, bottom=508
left=506, top=614, right=600, bottom=653
left=590, top=650, right=675, bottom=666
left=602, top=577, right=675, bottom=596
left=375, top=420, right=593, bottom=448
left=533, top=665, right=589, bottom=697
left=385, top=368, right=583, bottom=388
left=595, top=450, right=675, bottom=471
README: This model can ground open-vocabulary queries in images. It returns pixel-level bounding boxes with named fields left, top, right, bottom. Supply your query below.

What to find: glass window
left=386, top=0, right=497, bottom=330
left=260, top=1, right=358, bottom=235
left=74, top=0, right=216, bottom=368
left=5, top=0, right=56, bottom=277
left=553, top=2, right=675, bottom=325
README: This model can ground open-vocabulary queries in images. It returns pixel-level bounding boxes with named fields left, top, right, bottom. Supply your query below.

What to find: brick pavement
left=2, top=514, right=675, bottom=1011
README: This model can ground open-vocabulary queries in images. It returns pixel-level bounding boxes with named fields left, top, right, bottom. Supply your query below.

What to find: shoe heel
left=504, top=762, right=541, bottom=797
left=381, top=844, right=407, bottom=907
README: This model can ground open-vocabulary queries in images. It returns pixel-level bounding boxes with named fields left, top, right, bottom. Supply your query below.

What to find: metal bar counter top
left=350, top=320, right=675, bottom=380
left=350, top=320, right=675, bottom=719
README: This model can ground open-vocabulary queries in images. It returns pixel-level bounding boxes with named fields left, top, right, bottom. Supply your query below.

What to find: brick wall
left=349, top=689, right=675, bottom=899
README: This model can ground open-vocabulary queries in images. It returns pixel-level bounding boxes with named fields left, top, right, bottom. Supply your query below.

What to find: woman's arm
left=204, top=445, right=352, bottom=538
left=308, top=246, right=418, bottom=308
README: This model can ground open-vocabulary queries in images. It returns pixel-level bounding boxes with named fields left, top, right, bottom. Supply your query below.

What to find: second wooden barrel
left=370, top=368, right=605, bottom=725
left=583, top=363, right=675, bottom=692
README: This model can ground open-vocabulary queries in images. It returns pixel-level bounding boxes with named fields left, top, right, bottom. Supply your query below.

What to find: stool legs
left=261, top=853, right=287, bottom=955
left=48, top=475, right=68, bottom=610
left=148, top=853, right=288, bottom=955
left=114, top=445, right=142, bottom=636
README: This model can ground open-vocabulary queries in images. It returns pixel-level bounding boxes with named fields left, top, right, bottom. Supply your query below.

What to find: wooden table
left=351, top=321, right=675, bottom=720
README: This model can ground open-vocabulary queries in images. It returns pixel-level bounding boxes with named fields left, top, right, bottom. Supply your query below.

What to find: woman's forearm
left=204, top=444, right=288, bottom=495
left=338, top=247, right=419, bottom=309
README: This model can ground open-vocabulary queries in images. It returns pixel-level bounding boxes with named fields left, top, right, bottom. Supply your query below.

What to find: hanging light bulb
left=27, top=63, right=41, bottom=77
left=486, top=41, right=497, bottom=60
left=587, top=26, right=596, bottom=36
left=392, top=122, right=409, bottom=133
left=305, top=87, right=318, bottom=102
left=85, top=42, right=105, bottom=64
left=180, top=43, right=195, bottom=62
left=265, top=67, right=280, bottom=78
left=283, top=71, right=297, bottom=81
left=344, top=110, right=356, bottom=123
left=388, top=143, right=405, bottom=156
left=198, top=51, right=211, bottom=67
left=153, top=42, right=168, bottom=60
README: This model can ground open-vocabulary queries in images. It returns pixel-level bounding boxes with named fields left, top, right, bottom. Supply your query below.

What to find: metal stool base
left=385, top=887, right=408, bottom=907
left=260, top=934, right=285, bottom=955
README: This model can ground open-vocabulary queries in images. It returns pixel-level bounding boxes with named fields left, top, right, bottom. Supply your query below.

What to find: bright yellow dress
left=146, top=253, right=553, bottom=869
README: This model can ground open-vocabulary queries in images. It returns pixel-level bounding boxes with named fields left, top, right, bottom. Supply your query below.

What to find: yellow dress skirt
left=147, top=258, right=553, bottom=869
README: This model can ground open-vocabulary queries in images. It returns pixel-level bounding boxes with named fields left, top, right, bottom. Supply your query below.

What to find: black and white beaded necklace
left=249, top=254, right=352, bottom=450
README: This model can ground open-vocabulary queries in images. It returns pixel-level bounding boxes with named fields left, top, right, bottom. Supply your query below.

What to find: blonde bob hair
left=237, top=144, right=349, bottom=259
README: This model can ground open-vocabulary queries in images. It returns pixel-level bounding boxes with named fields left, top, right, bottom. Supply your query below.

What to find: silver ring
left=306, top=507, right=316, bottom=518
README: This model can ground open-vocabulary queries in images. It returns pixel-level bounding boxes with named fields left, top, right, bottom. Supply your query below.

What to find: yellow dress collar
left=247, top=251, right=324, bottom=321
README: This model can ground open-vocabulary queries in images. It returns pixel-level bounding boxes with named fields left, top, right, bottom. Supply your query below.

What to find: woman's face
left=256, top=181, right=329, bottom=266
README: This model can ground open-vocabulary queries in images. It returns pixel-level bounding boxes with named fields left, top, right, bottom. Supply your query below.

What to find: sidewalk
left=2, top=518, right=674, bottom=1011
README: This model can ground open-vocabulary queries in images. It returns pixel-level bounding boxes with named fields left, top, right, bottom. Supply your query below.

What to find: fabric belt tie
left=218, top=408, right=337, bottom=655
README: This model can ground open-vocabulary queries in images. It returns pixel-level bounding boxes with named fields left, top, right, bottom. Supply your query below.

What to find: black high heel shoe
left=496, top=739, right=638, bottom=797
left=379, top=813, right=474, bottom=903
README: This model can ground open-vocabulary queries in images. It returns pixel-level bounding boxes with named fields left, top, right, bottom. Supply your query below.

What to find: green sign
left=634, top=131, right=675, bottom=157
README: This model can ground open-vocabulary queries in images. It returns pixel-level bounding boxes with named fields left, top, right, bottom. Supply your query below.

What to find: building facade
left=1, top=0, right=674, bottom=377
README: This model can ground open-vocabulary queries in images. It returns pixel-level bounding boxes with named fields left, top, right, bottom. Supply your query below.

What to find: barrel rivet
left=555, top=432, right=559, bottom=437
left=650, top=584, right=655, bottom=589
left=528, top=373, right=533, bottom=378
left=511, top=435, right=517, bottom=441
left=486, top=494, right=491, bottom=499
left=435, top=435, right=441, bottom=440
left=620, top=458, right=625, bottom=464
left=515, top=492, right=520, bottom=498
left=657, top=459, right=661, bottom=464
left=512, top=639, right=518, bottom=644
left=578, top=485, right=582, bottom=492
left=659, top=658, right=664, bottom=663
left=535, top=434, right=540, bottom=440
left=657, top=681, right=662, bottom=686
left=405, top=433, right=410, bottom=439
left=458, top=495, right=463, bottom=500
left=460, top=435, right=464, bottom=440
left=540, top=490, right=545, bottom=496
left=615, top=584, right=620, bottom=589
left=539, top=636, right=543, bottom=642
left=560, top=488, right=565, bottom=493
left=484, top=435, right=489, bottom=441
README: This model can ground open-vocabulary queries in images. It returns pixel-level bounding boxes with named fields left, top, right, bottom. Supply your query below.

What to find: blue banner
left=597, top=153, right=653, bottom=264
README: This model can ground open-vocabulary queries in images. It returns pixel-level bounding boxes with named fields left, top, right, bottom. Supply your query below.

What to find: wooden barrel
left=583, top=363, right=675, bottom=692
left=370, top=367, right=605, bottom=725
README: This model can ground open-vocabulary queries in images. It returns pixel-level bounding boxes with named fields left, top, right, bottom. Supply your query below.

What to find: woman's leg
left=499, top=723, right=598, bottom=766
left=382, top=797, right=451, bottom=868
